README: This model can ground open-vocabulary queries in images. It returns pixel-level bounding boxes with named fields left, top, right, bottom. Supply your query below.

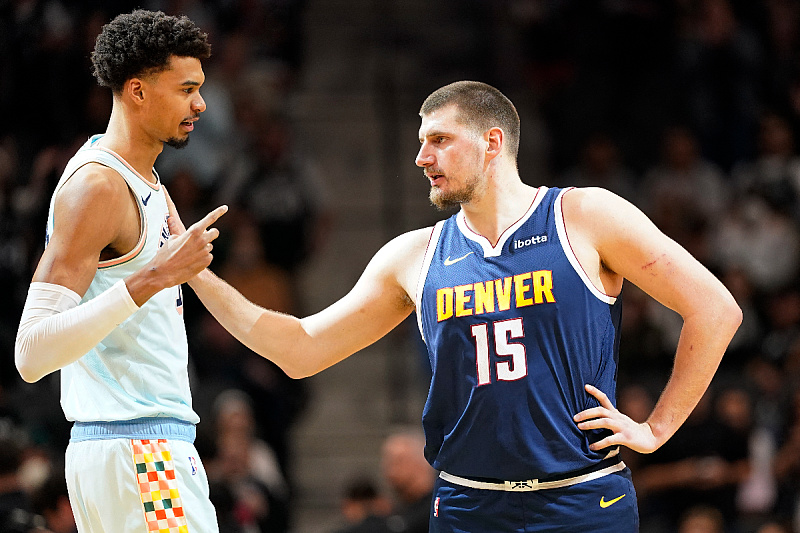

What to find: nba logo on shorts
left=434, top=497, right=440, bottom=517
left=189, top=456, right=197, bottom=475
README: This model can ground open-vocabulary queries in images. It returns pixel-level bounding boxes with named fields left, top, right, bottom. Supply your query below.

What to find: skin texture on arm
left=568, top=187, right=742, bottom=454
left=167, top=190, right=430, bottom=378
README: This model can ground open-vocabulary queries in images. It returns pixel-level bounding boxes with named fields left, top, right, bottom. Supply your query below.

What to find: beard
left=429, top=171, right=483, bottom=210
left=165, top=135, right=190, bottom=149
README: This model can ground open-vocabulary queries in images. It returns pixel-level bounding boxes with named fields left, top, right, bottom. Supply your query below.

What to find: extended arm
left=186, top=226, right=428, bottom=378
left=569, top=188, right=742, bottom=453
left=15, top=167, right=226, bottom=383
left=163, top=176, right=429, bottom=378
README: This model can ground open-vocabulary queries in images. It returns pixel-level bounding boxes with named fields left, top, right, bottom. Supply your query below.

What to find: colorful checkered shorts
left=66, top=436, right=218, bottom=532
left=133, top=439, right=188, bottom=532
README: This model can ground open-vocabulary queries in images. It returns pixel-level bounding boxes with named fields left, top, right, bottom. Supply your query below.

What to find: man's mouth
left=426, top=172, right=445, bottom=185
left=180, top=117, right=198, bottom=131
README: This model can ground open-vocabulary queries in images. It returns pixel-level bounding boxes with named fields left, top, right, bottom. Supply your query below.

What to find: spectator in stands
left=675, top=0, right=763, bottom=170
left=559, top=133, right=638, bottom=202
left=635, top=388, right=750, bottom=531
left=0, top=431, right=47, bottom=533
left=380, top=430, right=435, bottom=533
left=640, top=126, right=729, bottom=265
left=30, top=471, right=75, bottom=533
left=332, top=477, right=391, bottom=533
left=677, top=505, right=725, bottom=533
left=206, top=389, right=291, bottom=533
left=732, top=113, right=800, bottom=216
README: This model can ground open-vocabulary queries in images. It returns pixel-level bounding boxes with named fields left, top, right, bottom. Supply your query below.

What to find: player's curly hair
left=91, top=10, right=211, bottom=94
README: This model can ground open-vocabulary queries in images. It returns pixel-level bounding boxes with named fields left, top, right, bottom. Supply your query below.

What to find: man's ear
left=125, top=78, right=145, bottom=105
left=486, top=127, right=504, bottom=160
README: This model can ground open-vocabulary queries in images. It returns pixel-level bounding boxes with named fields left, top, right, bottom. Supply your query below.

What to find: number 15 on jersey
left=471, top=317, right=528, bottom=386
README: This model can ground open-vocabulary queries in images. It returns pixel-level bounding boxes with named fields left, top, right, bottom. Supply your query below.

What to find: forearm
left=646, top=303, right=742, bottom=447
left=15, top=280, right=139, bottom=382
left=188, top=269, right=314, bottom=378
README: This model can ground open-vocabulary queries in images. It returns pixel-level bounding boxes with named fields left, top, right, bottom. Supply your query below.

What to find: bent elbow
left=731, top=302, right=744, bottom=329
left=14, top=335, right=48, bottom=383
left=284, top=368, right=312, bottom=380
left=15, top=352, right=43, bottom=384
left=282, top=361, right=320, bottom=380
left=713, top=296, right=743, bottom=350
left=270, top=335, right=328, bottom=379
left=279, top=349, right=327, bottom=380
left=18, top=368, right=42, bottom=384
left=724, top=296, right=744, bottom=332
left=248, top=345, right=317, bottom=379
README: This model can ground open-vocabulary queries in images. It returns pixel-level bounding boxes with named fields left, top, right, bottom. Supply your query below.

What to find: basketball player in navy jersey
left=174, top=81, right=742, bottom=531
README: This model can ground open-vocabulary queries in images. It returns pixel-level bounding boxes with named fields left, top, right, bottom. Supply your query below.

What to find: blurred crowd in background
left=4, top=0, right=800, bottom=532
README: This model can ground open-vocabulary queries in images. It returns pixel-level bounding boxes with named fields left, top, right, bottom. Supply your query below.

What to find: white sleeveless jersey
left=47, top=135, right=198, bottom=424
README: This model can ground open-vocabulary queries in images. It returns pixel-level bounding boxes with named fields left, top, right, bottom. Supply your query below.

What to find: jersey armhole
left=97, top=180, right=147, bottom=269
left=65, top=161, right=147, bottom=269
left=415, top=221, right=445, bottom=342
left=48, top=161, right=147, bottom=269
left=554, top=188, right=617, bottom=304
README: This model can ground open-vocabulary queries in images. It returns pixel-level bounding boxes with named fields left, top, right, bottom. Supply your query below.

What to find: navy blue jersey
left=416, top=186, right=622, bottom=480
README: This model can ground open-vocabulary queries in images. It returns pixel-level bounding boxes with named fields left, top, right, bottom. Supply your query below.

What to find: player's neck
left=99, top=107, right=163, bottom=184
left=460, top=171, right=537, bottom=245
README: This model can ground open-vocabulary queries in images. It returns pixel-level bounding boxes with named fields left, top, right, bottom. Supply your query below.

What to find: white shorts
left=66, top=436, right=219, bottom=532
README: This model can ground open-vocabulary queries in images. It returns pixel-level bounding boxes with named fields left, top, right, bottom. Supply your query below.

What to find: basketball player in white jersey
left=15, top=10, right=226, bottom=533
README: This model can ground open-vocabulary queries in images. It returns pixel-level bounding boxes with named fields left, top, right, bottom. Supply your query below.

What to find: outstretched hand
left=574, top=384, right=660, bottom=454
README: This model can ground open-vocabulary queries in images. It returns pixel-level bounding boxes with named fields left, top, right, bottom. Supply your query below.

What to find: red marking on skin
left=642, top=254, right=667, bottom=271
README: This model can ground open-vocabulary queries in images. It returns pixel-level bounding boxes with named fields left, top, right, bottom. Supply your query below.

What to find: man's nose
left=193, top=92, right=206, bottom=113
left=416, top=146, right=433, bottom=167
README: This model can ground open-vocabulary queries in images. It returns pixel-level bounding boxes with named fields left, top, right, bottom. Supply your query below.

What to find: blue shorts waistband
left=70, top=417, right=196, bottom=443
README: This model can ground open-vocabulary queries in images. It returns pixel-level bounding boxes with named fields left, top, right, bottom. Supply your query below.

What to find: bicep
left=31, top=169, right=127, bottom=296
left=291, top=230, right=427, bottom=373
left=587, top=190, right=727, bottom=316
left=299, top=254, right=415, bottom=365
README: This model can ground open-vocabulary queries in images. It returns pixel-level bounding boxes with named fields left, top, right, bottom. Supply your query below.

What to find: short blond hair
left=420, top=81, right=520, bottom=158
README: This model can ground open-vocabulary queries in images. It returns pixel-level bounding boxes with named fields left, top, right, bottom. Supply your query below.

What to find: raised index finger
left=190, top=205, right=228, bottom=232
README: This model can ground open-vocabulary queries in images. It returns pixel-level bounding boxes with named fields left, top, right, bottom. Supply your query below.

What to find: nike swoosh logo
left=142, top=191, right=152, bottom=206
left=599, top=494, right=626, bottom=508
left=444, top=252, right=474, bottom=266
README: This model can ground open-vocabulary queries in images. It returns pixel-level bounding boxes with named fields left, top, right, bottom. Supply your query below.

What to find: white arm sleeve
left=14, top=280, right=139, bottom=383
